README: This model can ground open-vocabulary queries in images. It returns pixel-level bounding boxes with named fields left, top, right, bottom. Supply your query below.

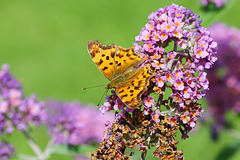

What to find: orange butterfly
left=87, top=40, right=154, bottom=109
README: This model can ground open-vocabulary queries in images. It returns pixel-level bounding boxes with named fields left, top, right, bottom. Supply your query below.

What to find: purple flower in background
left=206, top=23, right=240, bottom=140
left=0, top=64, right=46, bottom=135
left=199, top=0, right=226, bottom=8
left=47, top=101, right=114, bottom=146
left=75, top=155, right=89, bottom=160
left=0, top=141, right=16, bottom=160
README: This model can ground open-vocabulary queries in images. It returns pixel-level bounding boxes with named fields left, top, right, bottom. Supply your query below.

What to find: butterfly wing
left=115, top=66, right=153, bottom=109
left=114, top=46, right=144, bottom=75
left=87, top=40, right=117, bottom=80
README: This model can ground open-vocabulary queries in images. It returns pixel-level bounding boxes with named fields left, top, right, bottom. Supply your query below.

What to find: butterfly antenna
left=97, top=89, right=109, bottom=107
left=82, top=84, right=106, bottom=90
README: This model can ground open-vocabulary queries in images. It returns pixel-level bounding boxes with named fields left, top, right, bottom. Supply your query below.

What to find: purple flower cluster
left=135, top=4, right=217, bottom=97
left=94, top=4, right=217, bottom=159
left=134, top=3, right=216, bottom=133
left=0, top=141, right=16, bottom=160
left=200, top=0, right=226, bottom=8
left=0, top=64, right=46, bottom=134
left=47, top=101, right=114, bottom=146
left=206, top=23, right=240, bottom=139
left=100, top=3, right=217, bottom=137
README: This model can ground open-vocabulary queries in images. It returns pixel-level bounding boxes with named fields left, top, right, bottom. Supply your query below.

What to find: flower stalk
left=23, top=131, right=44, bottom=160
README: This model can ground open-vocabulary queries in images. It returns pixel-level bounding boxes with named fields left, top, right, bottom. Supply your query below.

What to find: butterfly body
left=106, top=61, right=143, bottom=88
left=87, top=40, right=153, bottom=109
left=106, top=75, right=125, bottom=89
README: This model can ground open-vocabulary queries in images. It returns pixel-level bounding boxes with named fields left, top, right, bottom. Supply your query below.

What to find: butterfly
left=87, top=40, right=154, bottom=109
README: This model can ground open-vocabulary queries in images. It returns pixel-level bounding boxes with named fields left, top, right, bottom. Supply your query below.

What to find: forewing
left=115, top=66, right=153, bottom=109
left=87, top=40, right=117, bottom=80
left=114, top=46, right=144, bottom=74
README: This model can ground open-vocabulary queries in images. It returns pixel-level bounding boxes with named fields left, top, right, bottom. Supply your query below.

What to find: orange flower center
left=152, top=115, right=157, bottom=121
left=174, top=31, right=179, bottom=36
left=161, top=33, right=166, bottom=37
left=197, top=50, right=202, bottom=55
left=166, top=74, right=171, bottom=80
left=182, top=115, right=188, bottom=121
left=175, top=72, right=179, bottom=77
left=157, top=77, right=162, bottom=83
left=166, top=25, right=171, bottom=30
left=147, top=99, right=152, bottom=103
left=183, top=88, right=188, bottom=93
left=177, top=81, right=182, bottom=86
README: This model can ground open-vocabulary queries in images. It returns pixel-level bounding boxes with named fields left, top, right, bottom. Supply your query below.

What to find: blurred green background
left=0, top=0, right=240, bottom=159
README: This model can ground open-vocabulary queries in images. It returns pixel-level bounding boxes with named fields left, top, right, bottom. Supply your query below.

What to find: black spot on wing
left=119, top=89, right=124, bottom=93
left=121, top=94, right=128, bottom=98
left=102, top=66, right=108, bottom=71
left=90, top=52, right=95, bottom=58
left=134, top=86, right=140, bottom=90
left=131, top=80, right=135, bottom=85
left=138, top=81, right=143, bottom=86
left=98, top=59, right=103, bottom=65
left=116, top=53, right=124, bottom=58
left=106, top=56, right=109, bottom=60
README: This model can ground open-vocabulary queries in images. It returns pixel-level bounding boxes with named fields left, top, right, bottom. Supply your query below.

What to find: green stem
left=141, top=150, right=147, bottom=160
left=156, top=84, right=166, bottom=110
left=23, top=130, right=44, bottom=160
left=42, top=137, right=55, bottom=159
